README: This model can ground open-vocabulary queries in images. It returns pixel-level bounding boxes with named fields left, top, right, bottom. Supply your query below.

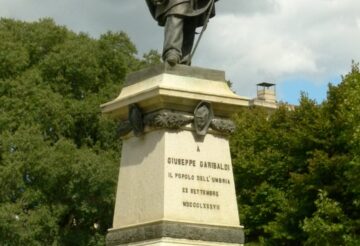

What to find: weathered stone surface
left=117, top=120, right=132, bottom=136
left=100, top=64, right=249, bottom=120
left=107, top=221, right=244, bottom=246
left=112, top=130, right=240, bottom=229
left=194, top=101, right=214, bottom=136
left=119, top=108, right=236, bottom=137
left=143, top=110, right=193, bottom=129
left=126, top=64, right=225, bottom=86
left=210, top=118, right=236, bottom=134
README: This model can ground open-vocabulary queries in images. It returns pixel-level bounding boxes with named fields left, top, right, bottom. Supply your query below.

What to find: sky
left=1, top=0, right=360, bottom=104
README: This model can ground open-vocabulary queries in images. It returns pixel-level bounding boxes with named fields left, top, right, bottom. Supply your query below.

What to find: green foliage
left=140, top=49, right=162, bottom=68
left=232, top=62, right=360, bottom=245
left=2, top=17, right=360, bottom=246
left=302, top=190, right=346, bottom=245
left=0, top=18, right=158, bottom=245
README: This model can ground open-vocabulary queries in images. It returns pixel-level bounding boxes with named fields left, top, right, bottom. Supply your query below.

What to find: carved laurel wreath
left=118, top=102, right=236, bottom=137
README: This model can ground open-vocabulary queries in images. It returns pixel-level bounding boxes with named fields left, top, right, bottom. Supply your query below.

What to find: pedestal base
left=109, top=238, right=243, bottom=246
left=111, top=239, right=243, bottom=246
left=107, top=221, right=244, bottom=246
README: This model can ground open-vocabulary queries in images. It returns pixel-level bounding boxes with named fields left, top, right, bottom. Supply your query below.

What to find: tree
left=0, top=18, right=160, bottom=245
left=231, top=62, right=360, bottom=245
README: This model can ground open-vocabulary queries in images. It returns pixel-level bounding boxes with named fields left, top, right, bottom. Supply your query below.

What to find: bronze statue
left=146, top=0, right=217, bottom=66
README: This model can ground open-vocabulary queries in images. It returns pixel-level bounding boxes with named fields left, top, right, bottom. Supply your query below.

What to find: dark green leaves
left=231, top=63, right=360, bottom=244
left=0, top=18, right=156, bottom=245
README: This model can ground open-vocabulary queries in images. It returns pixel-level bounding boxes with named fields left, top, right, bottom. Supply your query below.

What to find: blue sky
left=278, top=77, right=342, bottom=105
left=1, top=0, right=359, bottom=105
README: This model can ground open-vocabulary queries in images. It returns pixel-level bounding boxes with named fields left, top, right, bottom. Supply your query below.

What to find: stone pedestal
left=101, top=64, right=247, bottom=246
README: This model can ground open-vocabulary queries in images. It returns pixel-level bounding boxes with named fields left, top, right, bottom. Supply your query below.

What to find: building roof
left=257, top=82, right=275, bottom=87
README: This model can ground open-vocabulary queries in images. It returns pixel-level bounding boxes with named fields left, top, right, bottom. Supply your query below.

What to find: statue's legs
left=180, top=18, right=196, bottom=65
left=163, top=15, right=196, bottom=65
left=163, top=15, right=183, bottom=65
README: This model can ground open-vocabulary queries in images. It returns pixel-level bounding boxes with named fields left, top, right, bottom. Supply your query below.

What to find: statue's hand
left=151, top=0, right=167, bottom=6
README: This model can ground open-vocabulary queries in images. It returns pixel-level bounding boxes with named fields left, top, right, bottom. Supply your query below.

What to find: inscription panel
left=167, top=157, right=231, bottom=212
left=163, top=131, right=240, bottom=227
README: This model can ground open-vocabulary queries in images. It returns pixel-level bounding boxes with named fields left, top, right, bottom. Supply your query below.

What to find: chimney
left=256, top=82, right=276, bottom=103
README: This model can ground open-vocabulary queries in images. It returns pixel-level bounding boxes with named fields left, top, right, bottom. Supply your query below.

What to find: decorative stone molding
left=118, top=104, right=236, bottom=137
left=143, top=110, right=193, bottom=129
left=118, top=109, right=236, bottom=137
left=194, top=101, right=214, bottom=136
left=211, top=118, right=236, bottom=134
left=117, top=120, right=132, bottom=136
left=106, top=220, right=244, bottom=246
left=128, top=104, right=144, bottom=136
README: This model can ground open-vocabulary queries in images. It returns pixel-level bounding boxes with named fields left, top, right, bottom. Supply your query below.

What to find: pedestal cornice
left=100, top=64, right=249, bottom=120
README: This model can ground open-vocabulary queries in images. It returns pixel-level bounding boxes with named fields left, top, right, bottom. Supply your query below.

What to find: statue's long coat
left=146, top=0, right=216, bottom=27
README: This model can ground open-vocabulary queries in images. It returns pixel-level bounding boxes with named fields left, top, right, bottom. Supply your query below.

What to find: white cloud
left=0, top=0, right=359, bottom=99
left=217, top=0, right=279, bottom=15
left=194, top=0, right=360, bottom=97
left=0, top=0, right=160, bottom=53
